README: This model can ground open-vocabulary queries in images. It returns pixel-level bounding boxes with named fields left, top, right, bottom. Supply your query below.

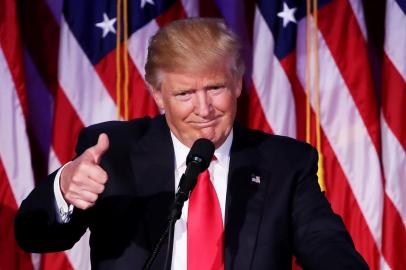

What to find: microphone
left=144, top=138, right=214, bottom=270
left=170, top=138, right=215, bottom=220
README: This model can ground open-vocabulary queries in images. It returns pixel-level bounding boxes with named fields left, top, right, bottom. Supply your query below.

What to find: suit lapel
left=224, top=125, right=270, bottom=270
left=129, top=115, right=176, bottom=269
left=130, top=116, right=175, bottom=197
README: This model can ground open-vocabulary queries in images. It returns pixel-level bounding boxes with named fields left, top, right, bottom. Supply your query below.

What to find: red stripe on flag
left=322, top=132, right=380, bottom=270
left=93, top=49, right=159, bottom=119
left=15, top=0, right=57, bottom=187
left=17, top=0, right=60, bottom=96
left=127, top=61, right=159, bottom=118
left=93, top=48, right=120, bottom=104
left=52, top=85, right=85, bottom=165
left=46, top=85, right=82, bottom=269
left=281, top=54, right=380, bottom=268
left=155, top=0, right=187, bottom=27
left=1, top=2, right=71, bottom=269
left=295, top=80, right=379, bottom=270
left=279, top=51, right=309, bottom=141
left=381, top=54, right=406, bottom=151
left=382, top=194, right=406, bottom=270
left=0, top=0, right=47, bottom=186
left=317, top=1, right=381, bottom=153
left=0, top=0, right=28, bottom=117
left=0, top=159, right=34, bottom=270
left=245, top=84, right=273, bottom=134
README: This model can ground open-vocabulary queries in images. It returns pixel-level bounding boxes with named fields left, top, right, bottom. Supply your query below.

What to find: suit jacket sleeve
left=14, top=127, right=94, bottom=253
left=291, top=145, right=368, bottom=269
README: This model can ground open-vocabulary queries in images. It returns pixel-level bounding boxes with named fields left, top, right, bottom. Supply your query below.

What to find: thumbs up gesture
left=60, top=133, right=110, bottom=210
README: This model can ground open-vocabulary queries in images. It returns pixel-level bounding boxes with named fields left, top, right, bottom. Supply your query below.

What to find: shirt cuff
left=53, top=162, right=74, bottom=223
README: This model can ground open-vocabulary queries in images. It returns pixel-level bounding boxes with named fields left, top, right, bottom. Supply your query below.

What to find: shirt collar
left=171, top=129, right=233, bottom=171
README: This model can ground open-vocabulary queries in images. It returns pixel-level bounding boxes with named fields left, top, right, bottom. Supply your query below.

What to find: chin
left=196, top=135, right=215, bottom=143
left=195, top=126, right=214, bottom=137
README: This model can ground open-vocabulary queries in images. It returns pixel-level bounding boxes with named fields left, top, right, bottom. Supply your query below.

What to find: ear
left=151, top=88, right=164, bottom=110
left=234, top=77, right=243, bottom=98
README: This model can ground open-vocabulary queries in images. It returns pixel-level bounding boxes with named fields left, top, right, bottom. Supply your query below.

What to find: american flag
left=0, top=0, right=405, bottom=269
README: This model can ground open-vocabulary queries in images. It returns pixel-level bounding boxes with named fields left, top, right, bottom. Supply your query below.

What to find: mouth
left=191, top=118, right=219, bottom=128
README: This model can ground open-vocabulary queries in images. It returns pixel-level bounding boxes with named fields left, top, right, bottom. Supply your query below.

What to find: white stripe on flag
left=296, top=17, right=385, bottom=251
left=65, top=229, right=91, bottom=270
left=381, top=115, right=406, bottom=227
left=181, top=0, right=199, bottom=17
left=380, top=256, right=392, bottom=270
left=252, top=7, right=296, bottom=138
left=0, top=46, right=35, bottom=206
left=58, top=15, right=117, bottom=127
left=49, top=148, right=91, bottom=269
left=48, top=148, right=62, bottom=174
left=31, top=253, right=41, bottom=270
left=127, top=19, right=159, bottom=86
left=384, top=0, right=406, bottom=81
left=348, top=0, right=368, bottom=40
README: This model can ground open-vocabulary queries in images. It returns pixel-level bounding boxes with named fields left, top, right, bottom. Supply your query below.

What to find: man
left=15, top=18, right=368, bottom=269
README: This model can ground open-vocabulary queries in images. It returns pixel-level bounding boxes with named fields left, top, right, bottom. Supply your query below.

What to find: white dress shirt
left=170, top=131, right=232, bottom=270
left=53, top=162, right=74, bottom=223
left=53, top=130, right=233, bottom=269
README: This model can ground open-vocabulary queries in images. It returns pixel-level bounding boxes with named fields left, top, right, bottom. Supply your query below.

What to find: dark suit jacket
left=15, top=115, right=368, bottom=269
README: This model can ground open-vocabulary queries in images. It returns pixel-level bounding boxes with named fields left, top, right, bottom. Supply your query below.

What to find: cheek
left=165, top=99, right=194, bottom=119
left=213, top=93, right=236, bottom=113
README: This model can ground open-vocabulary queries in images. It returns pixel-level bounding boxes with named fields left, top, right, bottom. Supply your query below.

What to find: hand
left=60, top=133, right=110, bottom=210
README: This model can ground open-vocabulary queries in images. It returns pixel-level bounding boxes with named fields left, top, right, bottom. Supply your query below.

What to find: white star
left=95, top=13, right=117, bottom=38
left=141, top=0, right=155, bottom=8
left=277, top=2, right=297, bottom=28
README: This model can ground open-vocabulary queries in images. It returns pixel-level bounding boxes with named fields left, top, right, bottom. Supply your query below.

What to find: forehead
left=161, top=68, right=233, bottom=90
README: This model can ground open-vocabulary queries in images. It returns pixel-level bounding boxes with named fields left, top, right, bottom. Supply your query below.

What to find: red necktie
left=187, top=168, right=224, bottom=270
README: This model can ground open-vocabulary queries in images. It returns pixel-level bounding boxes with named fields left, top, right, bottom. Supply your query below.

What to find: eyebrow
left=173, top=80, right=227, bottom=93
left=174, top=88, right=195, bottom=94
left=203, top=82, right=227, bottom=90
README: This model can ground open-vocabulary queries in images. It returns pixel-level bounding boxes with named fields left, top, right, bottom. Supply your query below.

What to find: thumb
left=90, top=133, right=110, bottom=164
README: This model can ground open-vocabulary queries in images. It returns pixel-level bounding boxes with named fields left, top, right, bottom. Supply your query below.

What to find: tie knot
left=199, top=169, right=210, bottom=179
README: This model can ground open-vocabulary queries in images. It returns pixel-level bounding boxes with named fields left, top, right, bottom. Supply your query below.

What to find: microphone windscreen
left=186, top=138, right=215, bottom=171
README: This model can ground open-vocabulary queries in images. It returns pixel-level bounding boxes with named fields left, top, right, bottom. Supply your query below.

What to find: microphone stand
left=142, top=184, right=190, bottom=270
left=142, top=140, right=213, bottom=270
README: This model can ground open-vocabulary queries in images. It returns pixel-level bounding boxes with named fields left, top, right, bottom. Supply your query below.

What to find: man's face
left=152, top=67, right=242, bottom=148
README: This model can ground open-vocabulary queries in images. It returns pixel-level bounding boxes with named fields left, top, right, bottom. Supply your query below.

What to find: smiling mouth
left=191, top=118, right=218, bottom=127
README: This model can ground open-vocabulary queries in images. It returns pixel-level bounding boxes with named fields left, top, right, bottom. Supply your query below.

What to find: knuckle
left=77, top=201, right=88, bottom=210
left=100, top=175, right=108, bottom=184
left=84, top=201, right=94, bottom=209
left=77, top=161, right=89, bottom=171
left=65, top=194, right=73, bottom=204
left=94, top=184, right=105, bottom=194
left=76, top=200, right=93, bottom=210
left=89, top=193, right=98, bottom=203
left=83, top=191, right=98, bottom=203
left=72, top=199, right=83, bottom=209
left=71, top=175, right=81, bottom=184
left=88, top=202, right=95, bottom=209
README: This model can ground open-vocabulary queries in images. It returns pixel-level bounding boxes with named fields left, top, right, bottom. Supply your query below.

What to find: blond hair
left=145, top=17, right=245, bottom=89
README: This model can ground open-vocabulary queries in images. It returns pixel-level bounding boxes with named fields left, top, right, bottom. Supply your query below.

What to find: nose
left=194, top=91, right=212, bottom=117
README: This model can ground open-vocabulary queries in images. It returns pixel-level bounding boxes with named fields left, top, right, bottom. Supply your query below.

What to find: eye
left=208, top=85, right=226, bottom=95
left=175, top=91, right=193, bottom=101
